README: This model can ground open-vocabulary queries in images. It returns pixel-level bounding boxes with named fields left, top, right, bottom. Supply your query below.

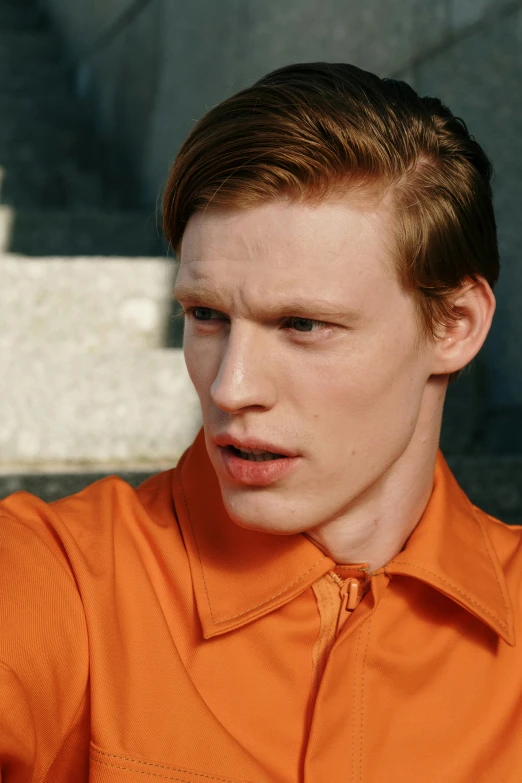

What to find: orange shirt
left=1, top=428, right=521, bottom=782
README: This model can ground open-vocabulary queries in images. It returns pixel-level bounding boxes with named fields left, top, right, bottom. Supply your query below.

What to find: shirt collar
left=172, top=429, right=515, bottom=645
left=386, top=448, right=515, bottom=646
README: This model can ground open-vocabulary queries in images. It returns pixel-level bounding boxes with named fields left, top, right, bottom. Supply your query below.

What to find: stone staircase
left=0, top=0, right=201, bottom=497
left=0, top=0, right=521, bottom=526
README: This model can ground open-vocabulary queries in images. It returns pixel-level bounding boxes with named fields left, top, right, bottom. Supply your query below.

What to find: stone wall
left=44, top=0, right=514, bottom=206
left=40, top=0, right=522, bottom=441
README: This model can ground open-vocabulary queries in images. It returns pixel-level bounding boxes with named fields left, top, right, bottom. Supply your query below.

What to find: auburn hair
left=163, top=62, right=499, bottom=384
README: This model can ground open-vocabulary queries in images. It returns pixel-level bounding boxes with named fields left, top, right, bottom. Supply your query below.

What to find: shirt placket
left=304, top=568, right=386, bottom=782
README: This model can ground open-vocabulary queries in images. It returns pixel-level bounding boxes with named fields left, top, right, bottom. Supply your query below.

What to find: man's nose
left=210, top=325, right=277, bottom=413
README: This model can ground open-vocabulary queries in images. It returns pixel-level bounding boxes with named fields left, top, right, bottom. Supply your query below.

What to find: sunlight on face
left=174, top=198, right=434, bottom=535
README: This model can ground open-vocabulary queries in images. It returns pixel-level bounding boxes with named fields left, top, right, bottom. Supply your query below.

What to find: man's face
left=175, top=196, right=437, bottom=536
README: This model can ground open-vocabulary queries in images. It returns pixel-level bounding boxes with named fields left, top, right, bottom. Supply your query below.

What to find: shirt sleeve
left=0, top=511, right=90, bottom=781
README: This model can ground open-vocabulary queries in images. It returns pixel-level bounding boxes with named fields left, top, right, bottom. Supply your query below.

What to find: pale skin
left=173, top=195, right=496, bottom=572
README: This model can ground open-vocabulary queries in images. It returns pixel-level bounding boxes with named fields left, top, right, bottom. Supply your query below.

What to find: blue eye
left=287, top=317, right=319, bottom=332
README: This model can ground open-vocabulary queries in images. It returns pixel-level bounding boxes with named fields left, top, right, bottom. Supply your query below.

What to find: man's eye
left=191, top=307, right=219, bottom=320
left=286, top=317, right=324, bottom=332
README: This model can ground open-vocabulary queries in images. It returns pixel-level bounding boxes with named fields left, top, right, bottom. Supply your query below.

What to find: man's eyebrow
left=173, top=282, right=225, bottom=308
left=173, top=282, right=363, bottom=321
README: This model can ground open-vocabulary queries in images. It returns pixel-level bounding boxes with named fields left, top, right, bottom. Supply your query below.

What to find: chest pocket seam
left=90, top=742, right=248, bottom=783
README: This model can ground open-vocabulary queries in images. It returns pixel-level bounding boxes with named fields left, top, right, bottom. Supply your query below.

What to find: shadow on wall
left=0, top=201, right=166, bottom=258
left=0, top=0, right=165, bottom=256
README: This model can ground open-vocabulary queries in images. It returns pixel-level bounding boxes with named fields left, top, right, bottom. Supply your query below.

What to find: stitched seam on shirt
left=321, top=576, right=336, bottom=669
left=473, top=507, right=510, bottom=623
left=211, top=556, right=328, bottom=623
left=351, top=627, right=362, bottom=783
left=389, top=561, right=508, bottom=630
left=311, top=580, right=328, bottom=671
left=91, top=749, right=245, bottom=782
left=359, top=616, right=372, bottom=783
left=178, top=477, right=327, bottom=623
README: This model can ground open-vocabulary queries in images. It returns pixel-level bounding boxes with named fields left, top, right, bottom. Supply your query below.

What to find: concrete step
left=0, top=346, right=201, bottom=468
left=0, top=468, right=176, bottom=503
left=0, top=255, right=177, bottom=351
left=0, top=207, right=165, bottom=256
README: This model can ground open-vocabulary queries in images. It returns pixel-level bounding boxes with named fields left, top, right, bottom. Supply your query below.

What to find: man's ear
left=430, top=276, right=496, bottom=377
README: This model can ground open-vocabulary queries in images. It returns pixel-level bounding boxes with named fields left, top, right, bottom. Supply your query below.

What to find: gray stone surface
left=480, top=407, right=522, bottom=454
left=0, top=347, right=201, bottom=467
left=0, top=205, right=14, bottom=251
left=0, top=30, right=58, bottom=58
left=0, top=0, right=200, bottom=472
left=415, top=6, right=522, bottom=411
left=449, top=0, right=516, bottom=31
left=43, top=0, right=132, bottom=53
left=88, top=0, right=164, bottom=203
left=0, top=1, right=47, bottom=31
left=1, top=164, right=103, bottom=209
left=143, top=0, right=452, bottom=204
left=0, top=469, right=170, bottom=503
left=0, top=0, right=118, bottom=215
left=439, top=357, right=487, bottom=456
left=5, top=210, right=164, bottom=256
left=4, top=0, right=521, bottom=459
left=41, top=0, right=455, bottom=205
left=0, top=255, right=177, bottom=351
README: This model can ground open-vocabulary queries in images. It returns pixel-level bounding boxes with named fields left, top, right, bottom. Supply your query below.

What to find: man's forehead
left=176, top=197, right=398, bottom=307
left=180, top=196, right=393, bottom=255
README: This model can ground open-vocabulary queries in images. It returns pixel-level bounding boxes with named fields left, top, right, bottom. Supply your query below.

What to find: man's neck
left=303, top=411, right=442, bottom=572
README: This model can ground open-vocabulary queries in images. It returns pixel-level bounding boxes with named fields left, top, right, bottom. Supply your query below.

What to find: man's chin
left=221, top=494, right=305, bottom=536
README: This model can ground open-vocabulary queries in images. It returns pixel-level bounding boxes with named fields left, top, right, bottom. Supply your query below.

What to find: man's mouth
left=226, top=445, right=286, bottom=462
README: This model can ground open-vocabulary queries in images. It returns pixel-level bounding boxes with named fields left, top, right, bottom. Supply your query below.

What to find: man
left=1, top=62, right=520, bottom=782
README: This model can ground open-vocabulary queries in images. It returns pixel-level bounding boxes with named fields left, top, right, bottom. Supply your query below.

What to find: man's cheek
left=185, top=348, right=211, bottom=392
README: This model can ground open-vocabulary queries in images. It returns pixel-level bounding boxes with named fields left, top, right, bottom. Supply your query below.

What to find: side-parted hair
left=163, top=62, right=499, bottom=384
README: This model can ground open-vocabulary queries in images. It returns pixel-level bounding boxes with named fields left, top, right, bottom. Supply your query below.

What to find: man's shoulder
left=0, top=467, right=179, bottom=572
left=470, top=502, right=522, bottom=584
left=472, top=502, right=522, bottom=542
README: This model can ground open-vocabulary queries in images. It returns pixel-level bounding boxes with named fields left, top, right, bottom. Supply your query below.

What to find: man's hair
left=163, top=62, right=499, bottom=385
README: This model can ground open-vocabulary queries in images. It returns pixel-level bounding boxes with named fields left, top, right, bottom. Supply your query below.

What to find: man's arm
left=0, top=512, right=90, bottom=781
left=0, top=662, right=35, bottom=778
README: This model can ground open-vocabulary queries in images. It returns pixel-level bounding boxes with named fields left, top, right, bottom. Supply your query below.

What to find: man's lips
left=213, top=433, right=299, bottom=457
left=216, top=443, right=302, bottom=486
